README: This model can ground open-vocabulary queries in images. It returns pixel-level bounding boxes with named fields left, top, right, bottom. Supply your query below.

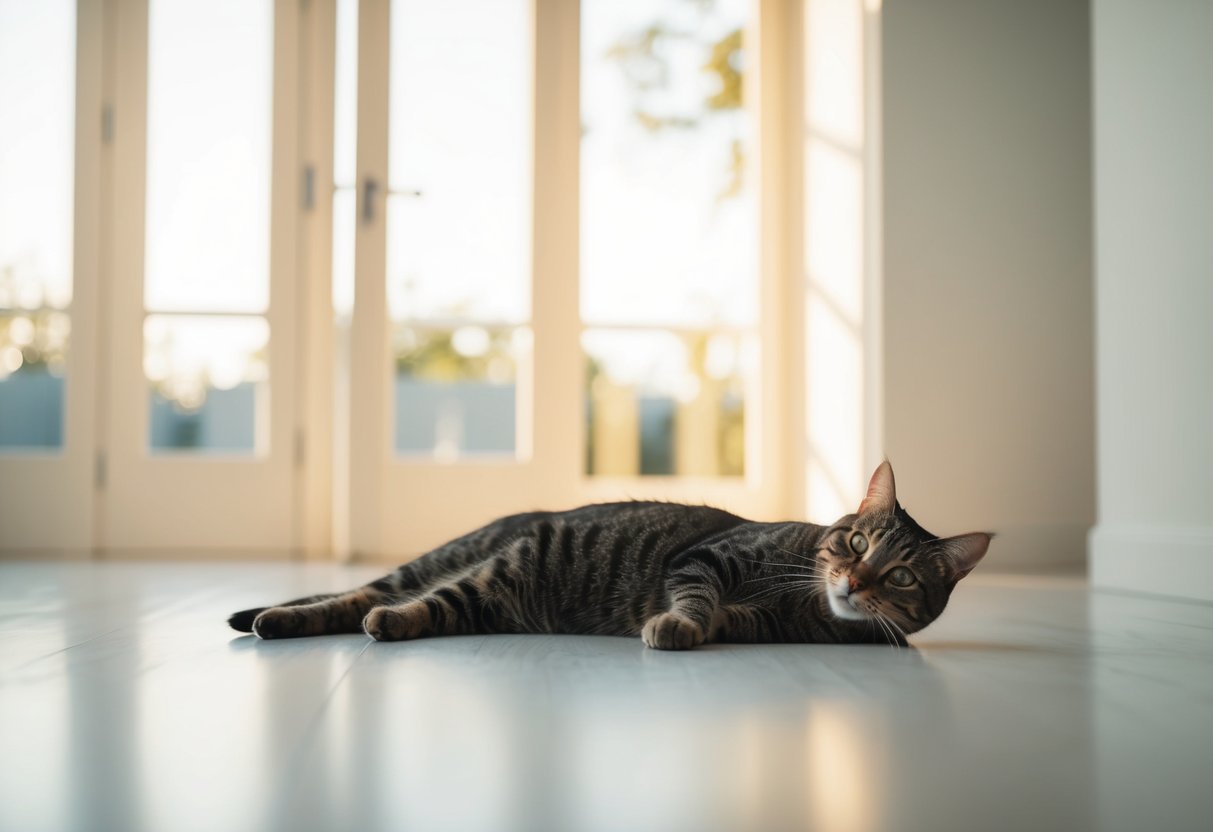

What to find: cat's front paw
left=642, top=612, right=705, bottom=650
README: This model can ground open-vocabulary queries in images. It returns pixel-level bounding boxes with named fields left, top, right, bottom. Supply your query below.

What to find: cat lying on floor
left=229, top=462, right=990, bottom=649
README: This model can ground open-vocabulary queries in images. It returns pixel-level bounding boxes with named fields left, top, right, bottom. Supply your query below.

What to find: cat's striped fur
left=229, top=463, right=991, bottom=649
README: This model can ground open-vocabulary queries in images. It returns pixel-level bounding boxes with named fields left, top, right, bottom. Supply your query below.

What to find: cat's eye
left=886, top=566, right=916, bottom=588
left=849, top=533, right=868, bottom=555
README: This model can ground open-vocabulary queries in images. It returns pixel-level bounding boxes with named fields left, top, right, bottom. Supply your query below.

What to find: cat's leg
left=250, top=585, right=394, bottom=639
left=229, top=513, right=541, bottom=635
left=708, top=603, right=784, bottom=643
left=641, top=548, right=726, bottom=650
left=230, top=537, right=492, bottom=638
left=227, top=592, right=342, bottom=633
left=363, top=558, right=511, bottom=642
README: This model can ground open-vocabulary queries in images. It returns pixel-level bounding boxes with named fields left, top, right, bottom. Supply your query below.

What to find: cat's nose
left=848, top=575, right=865, bottom=593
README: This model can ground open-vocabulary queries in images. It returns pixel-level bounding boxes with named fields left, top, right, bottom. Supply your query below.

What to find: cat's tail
left=227, top=592, right=342, bottom=632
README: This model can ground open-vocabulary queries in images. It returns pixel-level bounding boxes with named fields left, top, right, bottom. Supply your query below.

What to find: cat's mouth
left=826, top=576, right=869, bottom=621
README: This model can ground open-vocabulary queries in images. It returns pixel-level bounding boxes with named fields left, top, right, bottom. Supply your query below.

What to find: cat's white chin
left=826, top=590, right=868, bottom=621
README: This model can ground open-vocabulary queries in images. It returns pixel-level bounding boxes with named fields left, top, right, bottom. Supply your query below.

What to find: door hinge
left=302, top=165, right=316, bottom=211
left=94, top=452, right=108, bottom=490
left=101, top=105, right=114, bottom=144
left=294, top=429, right=306, bottom=468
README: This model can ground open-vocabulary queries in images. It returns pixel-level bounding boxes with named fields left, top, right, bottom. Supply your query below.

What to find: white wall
left=880, top=0, right=1095, bottom=570
left=1089, top=0, right=1213, bottom=601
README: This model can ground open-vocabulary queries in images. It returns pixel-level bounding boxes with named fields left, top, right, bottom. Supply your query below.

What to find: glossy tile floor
left=1, top=562, right=1211, bottom=832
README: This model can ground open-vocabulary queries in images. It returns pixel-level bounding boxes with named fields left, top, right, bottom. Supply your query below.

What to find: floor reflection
left=63, top=565, right=143, bottom=832
left=261, top=636, right=959, bottom=832
left=0, top=564, right=1172, bottom=832
left=806, top=701, right=880, bottom=832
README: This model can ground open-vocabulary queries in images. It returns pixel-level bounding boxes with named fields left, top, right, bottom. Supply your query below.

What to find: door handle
left=361, top=179, right=423, bottom=225
left=361, top=177, right=379, bottom=225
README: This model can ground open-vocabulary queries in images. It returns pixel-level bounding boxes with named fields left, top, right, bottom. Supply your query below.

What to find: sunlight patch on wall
left=803, top=0, right=872, bottom=521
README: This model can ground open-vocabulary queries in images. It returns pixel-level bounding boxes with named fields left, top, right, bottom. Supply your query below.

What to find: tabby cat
left=228, top=462, right=990, bottom=649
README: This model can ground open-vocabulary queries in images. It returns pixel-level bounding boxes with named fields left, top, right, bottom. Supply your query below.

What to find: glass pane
left=393, top=325, right=528, bottom=459
left=332, top=0, right=358, bottom=320
left=333, top=0, right=359, bottom=189
left=144, top=0, right=273, bottom=314
left=584, top=329, right=751, bottom=477
left=145, top=315, right=269, bottom=454
left=332, top=187, right=356, bottom=321
left=581, top=0, right=755, bottom=328
left=386, top=0, right=531, bottom=323
left=0, top=311, right=69, bottom=449
left=0, top=1, right=75, bottom=451
left=0, top=0, right=75, bottom=313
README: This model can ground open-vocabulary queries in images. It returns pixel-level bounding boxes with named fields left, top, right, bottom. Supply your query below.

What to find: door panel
left=346, top=0, right=582, bottom=557
left=101, top=0, right=299, bottom=552
left=345, top=0, right=789, bottom=558
left=0, top=0, right=101, bottom=552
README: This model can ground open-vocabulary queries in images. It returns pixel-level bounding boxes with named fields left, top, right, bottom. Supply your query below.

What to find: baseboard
left=0, top=547, right=93, bottom=561
left=1089, top=524, right=1213, bottom=603
left=0, top=547, right=299, bottom=562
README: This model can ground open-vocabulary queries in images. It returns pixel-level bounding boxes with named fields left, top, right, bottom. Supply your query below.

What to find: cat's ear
left=942, top=533, right=992, bottom=582
left=858, top=460, right=897, bottom=516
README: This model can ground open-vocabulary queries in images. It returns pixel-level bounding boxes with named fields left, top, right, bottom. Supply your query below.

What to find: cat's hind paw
left=251, top=607, right=309, bottom=639
left=642, top=612, right=705, bottom=650
left=363, top=603, right=429, bottom=642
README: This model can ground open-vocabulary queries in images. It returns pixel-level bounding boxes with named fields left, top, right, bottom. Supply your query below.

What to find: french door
left=1, top=0, right=801, bottom=558
left=341, top=0, right=794, bottom=557
left=0, top=0, right=101, bottom=552
left=99, top=0, right=302, bottom=552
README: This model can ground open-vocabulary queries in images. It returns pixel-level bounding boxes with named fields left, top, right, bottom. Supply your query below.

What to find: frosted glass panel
left=145, top=315, right=269, bottom=454
left=0, top=0, right=75, bottom=450
left=0, top=312, right=70, bottom=449
left=581, top=0, right=755, bottom=328
left=144, top=0, right=273, bottom=314
left=393, top=325, right=527, bottom=459
left=386, top=0, right=531, bottom=323
left=584, top=329, right=750, bottom=477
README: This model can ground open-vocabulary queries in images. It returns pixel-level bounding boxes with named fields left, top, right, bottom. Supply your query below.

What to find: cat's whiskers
left=741, top=573, right=827, bottom=588
left=737, top=562, right=830, bottom=593
left=744, top=565, right=820, bottom=579
left=876, top=614, right=900, bottom=649
left=866, top=603, right=908, bottom=649
left=774, top=545, right=821, bottom=565
left=732, top=577, right=819, bottom=596
left=736, top=578, right=824, bottom=605
left=744, top=561, right=829, bottom=574
left=738, top=587, right=815, bottom=607
left=864, top=608, right=889, bottom=646
left=883, top=611, right=910, bottom=644
left=860, top=604, right=897, bottom=649
left=736, top=554, right=828, bottom=574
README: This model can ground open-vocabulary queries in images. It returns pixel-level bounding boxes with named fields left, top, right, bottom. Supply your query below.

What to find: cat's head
left=817, top=461, right=991, bottom=636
